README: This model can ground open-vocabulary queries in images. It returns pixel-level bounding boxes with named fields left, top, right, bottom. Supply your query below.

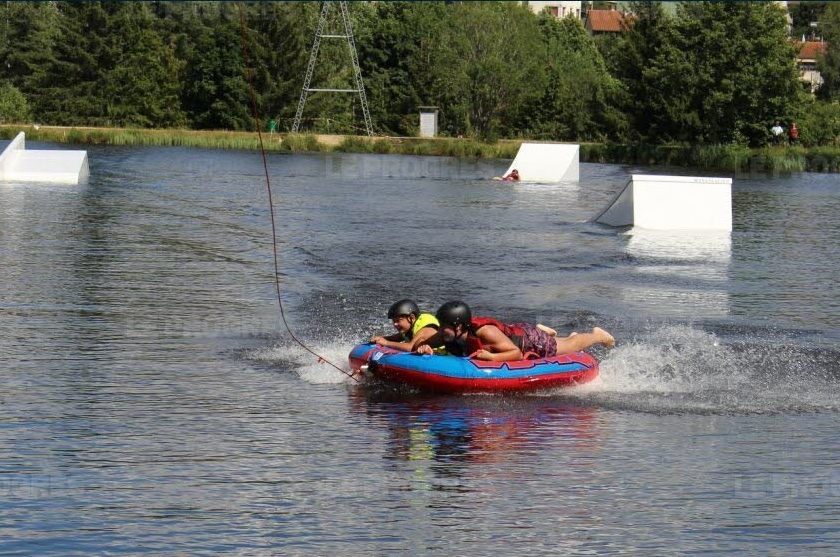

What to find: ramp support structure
left=0, top=132, right=89, bottom=185
left=503, top=142, right=579, bottom=183
left=595, top=174, right=732, bottom=231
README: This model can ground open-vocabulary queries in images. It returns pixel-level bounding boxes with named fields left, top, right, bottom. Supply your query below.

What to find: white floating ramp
left=0, top=132, right=89, bottom=185
left=595, top=174, right=732, bottom=231
left=504, top=142, right=579, bottom=182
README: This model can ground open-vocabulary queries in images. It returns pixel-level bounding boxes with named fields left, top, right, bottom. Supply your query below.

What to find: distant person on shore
left=414, top=301, right=615, bottom=362
left=370, top=299, right=441, bottom=352
left=789, top=122, right=799, bottom=145
left=771, top=121, right=784, bottom=145
left=493, top=168, right=520, bottom=182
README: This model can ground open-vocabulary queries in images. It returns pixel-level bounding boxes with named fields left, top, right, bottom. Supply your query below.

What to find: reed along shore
left=3, top=125, right=838, bottom=174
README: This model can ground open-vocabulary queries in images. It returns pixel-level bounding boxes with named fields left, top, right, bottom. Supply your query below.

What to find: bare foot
left=593, top=327, right=615, bottom=348
left=536, top=323, right=557, bottom=337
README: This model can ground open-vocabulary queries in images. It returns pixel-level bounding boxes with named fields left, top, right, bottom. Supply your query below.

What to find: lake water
left=1, top=143, right=838, bottom=555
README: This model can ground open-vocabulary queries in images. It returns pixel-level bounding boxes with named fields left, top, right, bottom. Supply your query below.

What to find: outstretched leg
left=554, top=327, right=614, bottom=354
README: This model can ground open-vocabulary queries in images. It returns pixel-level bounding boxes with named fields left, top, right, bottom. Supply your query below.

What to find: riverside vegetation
left=2, top=2, right=840, bottom=172
left=4, top=124, right=838, bottom=174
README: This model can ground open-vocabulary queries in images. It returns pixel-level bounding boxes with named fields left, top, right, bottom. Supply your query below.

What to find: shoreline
left=2, top=124, right=838, bottom=174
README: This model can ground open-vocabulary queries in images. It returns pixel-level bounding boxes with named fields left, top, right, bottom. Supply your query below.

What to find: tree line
left=1, top=1, right=839, bottom=147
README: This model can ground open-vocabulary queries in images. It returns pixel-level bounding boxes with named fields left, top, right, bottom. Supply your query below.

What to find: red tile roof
left=587, top=9, right=626, bottom=33
left=797, top=41, right=827, bottom=61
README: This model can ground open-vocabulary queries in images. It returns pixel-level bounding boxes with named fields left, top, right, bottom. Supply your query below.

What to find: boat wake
left=581, top=325, right=839, bottom=414
left=244, top=339, right=357, bottom=385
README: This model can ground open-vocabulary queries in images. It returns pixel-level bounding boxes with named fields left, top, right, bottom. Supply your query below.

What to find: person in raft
left=414, top=301, right=615, bottom=362
left=493, top=169, right=520, bottom=181
left=370, top=299, right=441, bottom=352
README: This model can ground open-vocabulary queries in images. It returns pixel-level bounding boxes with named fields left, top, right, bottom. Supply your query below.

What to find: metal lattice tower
left=292, top=1, right=373, bottom=136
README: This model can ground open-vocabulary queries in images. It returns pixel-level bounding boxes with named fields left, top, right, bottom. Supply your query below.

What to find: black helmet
left=435, top=301, right=472, bottom=327
left=387, top=299, right=420, bottom=319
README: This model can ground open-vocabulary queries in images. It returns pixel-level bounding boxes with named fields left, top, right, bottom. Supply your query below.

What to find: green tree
left=180, top=5, right=251, bottom=130
left=0, top=2, right=59, bottom=111
left=429, top=2, right=544, bottom=138
left=796, top=98, right=840, bottom=145
left=647, top=2, right=802, bottom=145
left=247, top=2, right=316, bottom=132
left=610, top=1, right=672, bottom=142
left=357, top=2, right=418, bottom=135
left=0, top=3, right=52, bottom=85
left=789, top=1, right=827, bottom=40
left=99, top=3, right=186, bottom=127
left=34, top=2, right=110, bottom=125
left=817, top=3, right=840, bottom=100
left=355, top=2, right=450, bottom=136
left=524, top=14, right=625, bottom=141
left=0, top=81, right=30, bottom=123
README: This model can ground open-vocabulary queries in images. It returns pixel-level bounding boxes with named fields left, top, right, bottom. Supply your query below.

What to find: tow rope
left=237, top=4, right=358, bottom=382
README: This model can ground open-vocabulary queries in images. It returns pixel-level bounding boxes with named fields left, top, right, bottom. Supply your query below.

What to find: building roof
left=586, top=9, right=626, bottom=33
left=797, top=40, right=827, bottom=61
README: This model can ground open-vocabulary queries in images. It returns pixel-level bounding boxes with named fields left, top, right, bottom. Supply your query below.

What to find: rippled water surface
left=1, top=143, right=838, bottom=555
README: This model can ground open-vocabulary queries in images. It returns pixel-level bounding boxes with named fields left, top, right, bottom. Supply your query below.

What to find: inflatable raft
left=349, top=343, right=598, bottom=394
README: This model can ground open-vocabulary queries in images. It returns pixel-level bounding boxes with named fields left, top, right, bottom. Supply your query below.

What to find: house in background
left=525, top=1, right=582, bottom=20
left=585, top=8, right=627, bottom=35
left=796, top=40, right=827, bottom=93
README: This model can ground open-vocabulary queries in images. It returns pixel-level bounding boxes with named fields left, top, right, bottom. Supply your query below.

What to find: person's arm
left=414, top=330, right=446, bottom=355
left=378, top=326, right=439, bottom=352
left=370, top=332, right=411, bottom=351
left=471, top=325, right=523, bottom=362
left=409, top=326, right=438, bottom=351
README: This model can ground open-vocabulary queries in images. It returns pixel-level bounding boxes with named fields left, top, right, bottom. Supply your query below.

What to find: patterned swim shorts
left=510, top=323, right=557, bottom=359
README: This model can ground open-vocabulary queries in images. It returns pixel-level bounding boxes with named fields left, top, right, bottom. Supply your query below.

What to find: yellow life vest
left=410, top=313, right=439, bottom=339
left=400, top=313, right=446, bottom=354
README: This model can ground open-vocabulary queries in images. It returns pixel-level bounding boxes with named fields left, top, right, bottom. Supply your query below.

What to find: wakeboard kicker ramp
left=504, top=142, right=579, bottom=182
left=595, top=174, right=732, bottom=231
left=0, top=132, right=89, bottom=185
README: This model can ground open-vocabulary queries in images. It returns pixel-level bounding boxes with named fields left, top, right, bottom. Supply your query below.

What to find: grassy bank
left=0, top=125, right=520, bottom=160
left=580, top=143, right=840, bottom=174
left=2, top=125, right=838, bottom=173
